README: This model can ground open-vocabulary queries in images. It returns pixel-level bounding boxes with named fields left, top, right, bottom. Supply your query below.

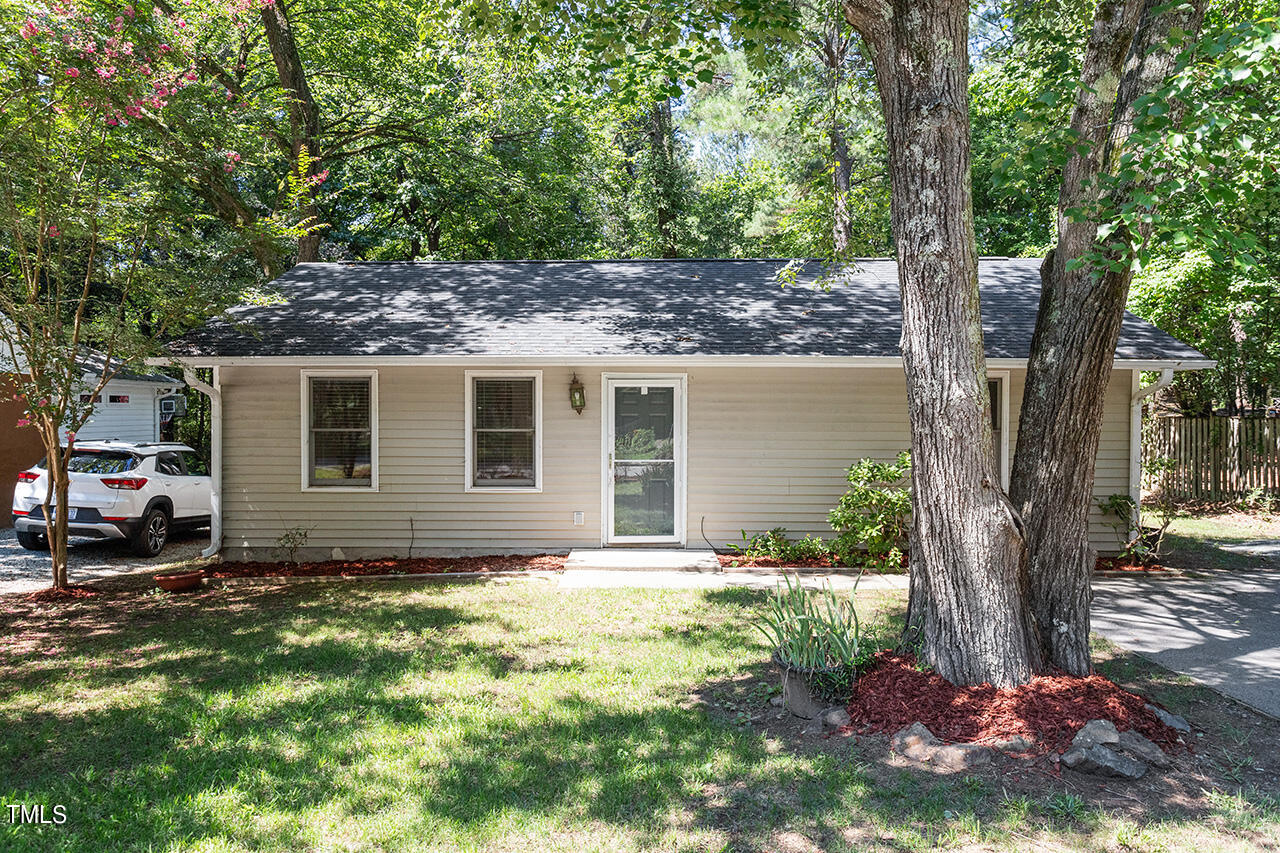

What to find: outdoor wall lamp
left=569, top=374, right=586, bottom=414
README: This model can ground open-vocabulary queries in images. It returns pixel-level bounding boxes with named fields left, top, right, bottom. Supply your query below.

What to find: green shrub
left=726, top=527, right=832, bottom=563
left=828, top=451, right=912, bottom=570
left=754, top=574, right=870, bottom=697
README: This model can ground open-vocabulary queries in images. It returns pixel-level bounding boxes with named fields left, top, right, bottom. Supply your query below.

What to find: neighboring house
left=165, top=258, right=1212, bottom=561
left=1, top=352, right=182, bottom=527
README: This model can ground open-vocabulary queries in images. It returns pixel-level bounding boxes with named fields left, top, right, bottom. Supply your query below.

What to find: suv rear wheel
left=16, top=530, right=48, bottom=551
left=131, top=507, right=169, bottom=557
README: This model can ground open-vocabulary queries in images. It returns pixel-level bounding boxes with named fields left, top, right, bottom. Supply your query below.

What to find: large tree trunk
left=261, top=0, right=324, bottom=263
left=1011, top=0, right=1206, bottom=674
left=845, top=0, right=1041, bottom=687
left=830, top=124, right=853, bottom=254
left=647, top=99, right=680, bottom=259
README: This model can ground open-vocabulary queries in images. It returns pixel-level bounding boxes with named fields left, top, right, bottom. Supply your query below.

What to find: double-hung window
left=302, top=371, right=378, bottom=490
left=465, top=371, right=541, bottom=491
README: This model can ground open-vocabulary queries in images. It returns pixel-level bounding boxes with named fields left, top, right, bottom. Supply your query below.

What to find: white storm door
left=604, top=377, right=686, bottom=545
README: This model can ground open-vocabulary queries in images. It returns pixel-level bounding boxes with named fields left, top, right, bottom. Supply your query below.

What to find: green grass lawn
left=1, top=579, right=1277, bottom=852
left=1158, top=510, right=1280, bottom=570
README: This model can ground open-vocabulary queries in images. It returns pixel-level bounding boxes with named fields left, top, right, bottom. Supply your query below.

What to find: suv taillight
left=102, top=477, right=148, bottom=490
left=17, top=472, right=39, bottom=482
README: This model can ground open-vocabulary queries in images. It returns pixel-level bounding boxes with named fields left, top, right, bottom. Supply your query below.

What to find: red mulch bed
left=205, top=553, right=566, bottom=579
left=23, top=584, right=100, bottom=601
left=1095, top=556, right=1171, bottom=573
left=716, top=554, right=908, bottom=572
left=844, top=652, right=1181, bottom=755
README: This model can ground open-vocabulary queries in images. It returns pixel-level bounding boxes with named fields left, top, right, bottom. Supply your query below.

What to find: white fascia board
left=151, top=353, right=1217, bottom=371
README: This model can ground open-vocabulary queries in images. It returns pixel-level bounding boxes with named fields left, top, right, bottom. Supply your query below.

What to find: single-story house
left=164, top=258, right=1211, bottom=561
left=1, top=352, right=183, bottom=526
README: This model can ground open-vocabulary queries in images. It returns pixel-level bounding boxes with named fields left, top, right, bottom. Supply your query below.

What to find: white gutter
left=1129, top=368, right=1175, bottom=521
left=183, top=367, right=222, bottom=559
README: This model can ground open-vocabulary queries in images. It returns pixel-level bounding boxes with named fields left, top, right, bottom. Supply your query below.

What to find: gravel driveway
left=0, top=527, right=209, bottom=595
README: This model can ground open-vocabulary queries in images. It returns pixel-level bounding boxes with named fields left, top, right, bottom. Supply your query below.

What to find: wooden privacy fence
left=1145, top=415, right=1280, bottom=500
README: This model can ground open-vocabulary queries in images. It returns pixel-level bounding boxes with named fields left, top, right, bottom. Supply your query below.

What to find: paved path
left=1093, top=568, right=1280, bottom=719
left=0, top=527, right=210, bottom=595
left=557, top=568, right=908, bottom=592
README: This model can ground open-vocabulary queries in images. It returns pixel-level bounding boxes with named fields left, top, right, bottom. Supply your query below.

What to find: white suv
left=12, top=441, right=212, bottom=557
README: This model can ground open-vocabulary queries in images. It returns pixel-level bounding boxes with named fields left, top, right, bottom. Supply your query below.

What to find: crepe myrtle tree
left=0, top=1, right=314, bottom=588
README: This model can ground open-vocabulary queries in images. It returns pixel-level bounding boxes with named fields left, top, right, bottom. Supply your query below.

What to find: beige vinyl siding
left=1004, top=369, right=1135, bottom=554
left=218, top=364, right=1135, bottom=559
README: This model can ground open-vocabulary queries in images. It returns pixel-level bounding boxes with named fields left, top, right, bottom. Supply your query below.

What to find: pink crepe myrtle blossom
left=158, top=43, right=171, bottom=52
left=20, top=19, right=38, bottom=39
left=64, top=66, right=79, bottom=77
left=15, top=417, right=31, bottom=428
left=47, top=224, right=60, bottom=237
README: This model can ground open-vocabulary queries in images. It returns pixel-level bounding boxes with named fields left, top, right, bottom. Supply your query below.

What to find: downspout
left=1129, top=368, right=1174, bottom=530
left=183, top=367, right=222, bottom=558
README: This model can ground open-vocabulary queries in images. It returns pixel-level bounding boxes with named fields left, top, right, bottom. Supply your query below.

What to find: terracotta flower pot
left=154, top=569, right=204, bottom=592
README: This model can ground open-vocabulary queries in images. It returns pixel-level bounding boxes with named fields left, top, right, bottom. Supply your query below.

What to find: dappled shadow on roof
left=169, top=259, right=1205, bottom=362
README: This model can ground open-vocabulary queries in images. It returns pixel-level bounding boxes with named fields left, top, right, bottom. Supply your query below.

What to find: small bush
left=754, top=574, right=870, bottom=698
left=726, top=527, right=832, bottom=563
left=828, top=452, right=912, bottom=570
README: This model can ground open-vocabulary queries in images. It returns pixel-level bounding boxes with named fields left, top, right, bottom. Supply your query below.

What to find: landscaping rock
left=890, top=723, right=992, bottom=772
left=1061, top=744, right=1147, bottom=779
left=1146, top=703, right=1191, bottom=733
left=1071, top=719, right=1121, bottom=750
left=991, top=735, right=1035, bottom=753
left=823, top=707, right=852, bottom=729
left=1116, top=730, right=1171, bottom=768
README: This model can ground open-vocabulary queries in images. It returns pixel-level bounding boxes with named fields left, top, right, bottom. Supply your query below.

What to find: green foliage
left=1096, top=494, right=1156, bottom=564
left=275, top=525, right=316, bottom=563
left=1130, top=252, right=1280, bottom=414
left=828, top=452, right=912, bottom=570
left=726, top=527, right=832, bottom=564
left=754, top=574, right=870, bottom=697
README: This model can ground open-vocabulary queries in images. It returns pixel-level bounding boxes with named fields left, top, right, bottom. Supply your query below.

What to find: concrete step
left=564, top=548, right=721, bottom=572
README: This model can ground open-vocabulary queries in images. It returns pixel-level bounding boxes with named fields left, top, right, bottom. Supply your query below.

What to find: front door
left=604, top=376, right=685, bottom=545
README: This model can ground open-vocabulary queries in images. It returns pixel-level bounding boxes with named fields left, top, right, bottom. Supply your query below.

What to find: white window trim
left=599, top=373, right=688, bottom=547
left=464, top=370, right=543, bottom=493
left=300, top=369, right=379, bottom=493
left=988, top=369, right=1011, bottom=490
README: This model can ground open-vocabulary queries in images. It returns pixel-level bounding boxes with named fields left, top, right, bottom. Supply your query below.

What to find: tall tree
left=1010, top=0, right=1216, bottom=673
left=841, top=0, right=1041, bottom=686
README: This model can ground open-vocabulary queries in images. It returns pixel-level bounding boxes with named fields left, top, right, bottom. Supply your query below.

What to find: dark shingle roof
left=169, top=258, right=1207, bottom=363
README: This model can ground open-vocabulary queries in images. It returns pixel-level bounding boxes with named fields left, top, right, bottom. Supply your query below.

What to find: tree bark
left=261, top=0, right=324, bottom=263
left=1011, top=0, right=1206, bottom=674
left=831, top=124, right=853, bottom=254
left=647, top=99, right=680, bottom=259
left=845, top=0, right=1041, bottom=687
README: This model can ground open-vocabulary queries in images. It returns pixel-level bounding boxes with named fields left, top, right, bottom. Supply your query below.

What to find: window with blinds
left=471, top=376, right=537, bottom=488
left=308, top=375, right=374, bottom=487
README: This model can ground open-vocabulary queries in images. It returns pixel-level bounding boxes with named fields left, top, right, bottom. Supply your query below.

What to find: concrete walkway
left=564, top=549, right=720, bottom=571
left=1093, top=568, right=1280, bottom=719
left=557, top=568, right=908, bottom=591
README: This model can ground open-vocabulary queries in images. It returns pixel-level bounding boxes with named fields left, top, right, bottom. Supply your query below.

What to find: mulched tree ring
left=844, top=651, right=1182, bottom=755
left=23, top=584, right=100, bottom=602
